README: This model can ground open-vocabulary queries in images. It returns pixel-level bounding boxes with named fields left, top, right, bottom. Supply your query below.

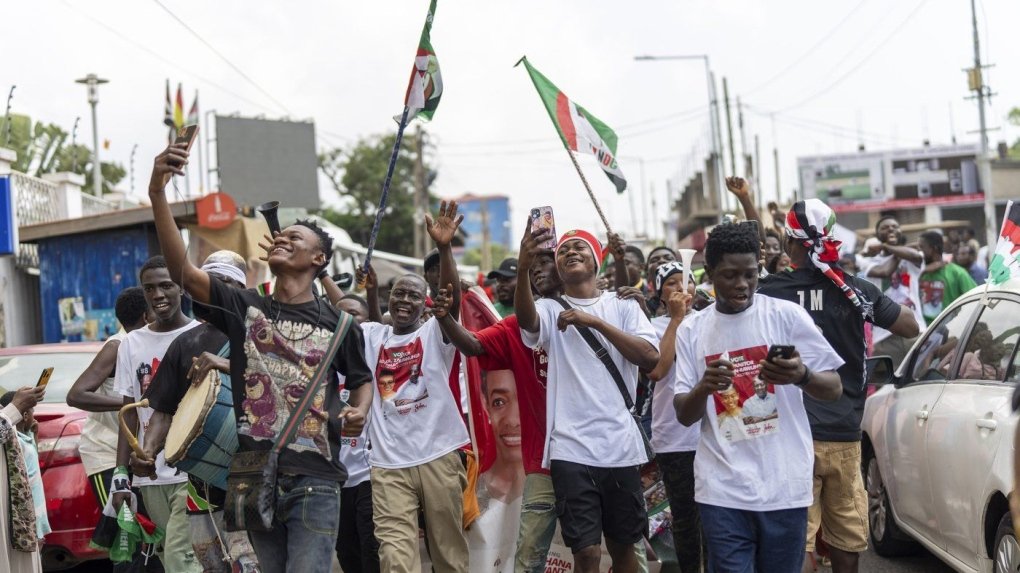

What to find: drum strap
left=273, top=310, right=356, bottom=454
left=216, top=340, right=230, bottom=358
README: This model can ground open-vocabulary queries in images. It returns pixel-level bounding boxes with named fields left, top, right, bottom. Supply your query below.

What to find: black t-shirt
left=203, top=279, right=372, bottom=483
left=144, top=321, right=230, bottom=507
left=758, top=267, right=901, bottom=441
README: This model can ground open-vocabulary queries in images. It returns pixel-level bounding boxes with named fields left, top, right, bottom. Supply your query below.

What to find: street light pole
left=969, top=0, right=996, bottom=252
left=75, top=74, right=109, bottom=197
left=635, top=54, right=726, bottom=223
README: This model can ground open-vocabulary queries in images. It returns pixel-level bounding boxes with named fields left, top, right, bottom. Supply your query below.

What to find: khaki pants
left=372, top=450, right=469, bottom=573
left=140, top=482, right=202, bottom=573
left=805, top=441, right=869, bottom=553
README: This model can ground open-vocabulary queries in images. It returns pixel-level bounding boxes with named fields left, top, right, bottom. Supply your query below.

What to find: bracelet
left=794, top=366, right=812, bottom=387
left=316, top=268, right=330, bottom=280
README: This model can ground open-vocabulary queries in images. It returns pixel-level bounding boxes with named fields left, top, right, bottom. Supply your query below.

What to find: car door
left=927, top=295, right=1020, bottom=569
left=884, top=299, right=980, bottom=546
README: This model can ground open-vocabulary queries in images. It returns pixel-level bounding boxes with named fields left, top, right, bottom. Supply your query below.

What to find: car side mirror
left=866, top=355, right=895, bottom=387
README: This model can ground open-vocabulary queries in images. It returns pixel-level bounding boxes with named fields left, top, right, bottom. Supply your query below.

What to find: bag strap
left=552, top=297, right=633, bottom=411
left=216, top=340, right=230, bottom=358
left=272, top=310, right=356, bottom=454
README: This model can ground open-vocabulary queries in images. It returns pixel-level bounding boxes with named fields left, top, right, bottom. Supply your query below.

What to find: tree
left=318, top=132, right=436, bottom=256
left=460, top=244, right=512, bottom=269
left=0, top=113, right=126, bottom=194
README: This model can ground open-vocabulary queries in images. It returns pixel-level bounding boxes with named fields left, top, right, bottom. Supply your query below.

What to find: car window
left=956, top=298, right=1020, bottom=382
left=909, top=300, right=978, bottom=383
left=0, top=351, right=99, bottom=403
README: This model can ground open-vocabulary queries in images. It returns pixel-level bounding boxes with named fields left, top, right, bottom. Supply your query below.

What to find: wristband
left=112, top=467, right=132, bottom=493
left=794, top=367, right=812, bottom=388
left=317, top=268, right=330, bottom=280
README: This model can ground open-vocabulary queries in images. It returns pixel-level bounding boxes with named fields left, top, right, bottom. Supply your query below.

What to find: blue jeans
left=698, top=503, right=807, bottom=573
left=247, top=475, right=341, bottom=573
left=515, top=473, right=558, bottom=573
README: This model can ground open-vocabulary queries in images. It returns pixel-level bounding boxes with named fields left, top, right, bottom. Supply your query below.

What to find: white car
left=862, top=277, right=1020, bottom=573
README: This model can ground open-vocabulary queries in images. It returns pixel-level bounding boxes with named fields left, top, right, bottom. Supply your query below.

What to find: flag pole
left=564, top=148, right=613, bottom=235
left=981, top=199, right=1013, bottom=305
left=361, top=106, right=412, bottom=279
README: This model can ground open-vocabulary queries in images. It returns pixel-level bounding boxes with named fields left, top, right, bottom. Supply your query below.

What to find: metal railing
left=82, top=193, right=118, bottom=216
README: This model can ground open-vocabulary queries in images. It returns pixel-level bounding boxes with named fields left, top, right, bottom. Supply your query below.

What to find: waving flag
left=402, top=0, right=442, bottom=122
left=989, top=200, right=1020, bottom=285
left=187, top=91, right=199, bottom=126
left=518, top=57, right=627, bottom=193
left=173, top=83, right=184, bottom=129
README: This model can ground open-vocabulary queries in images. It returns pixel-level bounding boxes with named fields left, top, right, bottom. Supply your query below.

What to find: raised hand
left=433, top=283, right=454, bottom=320
left=667, top=291, right=692, bottom=321
left=725, top=176, right=751, bottom=201
left=425, top=200, right=464, bottom=248
left=518, top=216, right=553, bottom=271
left=355, top=264, right=377, bottom=291
left=149, top=143, right=189, bottom=193
left=607, top=232, right=626, bottom=259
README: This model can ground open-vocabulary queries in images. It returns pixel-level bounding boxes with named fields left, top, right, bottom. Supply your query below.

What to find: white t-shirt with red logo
left=650, top=316, right=700, bottom=454
left=674, top=295, right=844, bottom=511
left=113, top=321, right=199, bottom=487
left=361, top=319, right=470, bottom=469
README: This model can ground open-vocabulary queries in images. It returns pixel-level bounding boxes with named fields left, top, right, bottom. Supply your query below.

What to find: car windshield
left=0, top=351, right=98, bottom=403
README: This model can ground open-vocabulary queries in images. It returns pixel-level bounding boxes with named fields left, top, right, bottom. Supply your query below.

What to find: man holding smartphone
left=758, top=200, right=919, bottom=573
left=673, top=221, right=844, bottom=573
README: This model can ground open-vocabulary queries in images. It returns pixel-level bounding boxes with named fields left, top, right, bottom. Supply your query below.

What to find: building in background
left=798, top=143, right=1020, bottom=246
left=451, top=194, right=511, bottom=272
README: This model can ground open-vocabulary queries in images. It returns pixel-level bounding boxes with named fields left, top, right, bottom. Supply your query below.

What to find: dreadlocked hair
left=705, top=221, right=761, bottom=270
left=294, top=219, right=334, bottom=267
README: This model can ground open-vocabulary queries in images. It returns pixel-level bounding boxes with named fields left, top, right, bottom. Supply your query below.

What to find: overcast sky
left=5, top=0, right=1018, bottom=244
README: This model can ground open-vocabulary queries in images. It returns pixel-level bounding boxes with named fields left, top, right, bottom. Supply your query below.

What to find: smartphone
left=530, top=206, right=556, bottom=250
left=174, top=124, right=199, bottom=152
left=766, top=345, right=796, bottom=362
left=36, top=367, right=54, bottom=389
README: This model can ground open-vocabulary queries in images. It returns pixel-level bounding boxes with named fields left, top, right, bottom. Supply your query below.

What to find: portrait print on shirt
left=708, top=347, right=779, bottom=443
left=375, top=338, right=429, bottom=419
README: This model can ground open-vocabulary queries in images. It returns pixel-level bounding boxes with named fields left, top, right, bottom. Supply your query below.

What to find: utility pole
left=737, top=97, right=749, bottom=177
left=969, top=0, right=996, bottom=251
left=711, top=72, right=727, bottom=213
left=70, top=117, right=80, bottom=173
left=723, top=78, right=737, bottom=183
left=772, top=114, right=781, bottom=205
left=130, top=143, right=138, bottom=195
left=480, top=198, right=492, bottom=273
left=413, top=126, right=426, bottom=259
left=75, top=74, right=109, bottom=197
left=2, top=85, right=14, bottom=147
left=754, top=134, right=762, bottom=214
left=638, top=157, right=648, bottom=238
left=649, top=181, right=658, bottom=242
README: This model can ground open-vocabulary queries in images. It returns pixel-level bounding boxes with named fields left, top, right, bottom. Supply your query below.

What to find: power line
left=744, top=0, right=871, bottom=96
left=773, top=0, right=931, bottom=113
left=150, top=0, right=293, bottom=115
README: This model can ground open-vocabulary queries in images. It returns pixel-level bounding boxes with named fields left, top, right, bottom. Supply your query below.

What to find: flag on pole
left=402, top=0, right=443, bottom=122
left=163, top=79, right=174, bottom=127
left=187, top=91, right=199, bottom=126
left=173, top=83, right=185, bottom=129
left=518, top=57, right=627, bottom=193
left=988, top=200, right=1020, bottom=285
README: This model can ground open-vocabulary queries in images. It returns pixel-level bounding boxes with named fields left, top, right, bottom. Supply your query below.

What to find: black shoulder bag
left=553, top=297, right=655, bottom=461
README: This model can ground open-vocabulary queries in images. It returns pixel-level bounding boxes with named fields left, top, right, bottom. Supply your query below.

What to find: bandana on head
left=654, top=261, right=686, bottom=297
left=201, top=262, right=247, bottom=286
left=786, top=199, right=872, bottom=317
left=556, top=230, right=603, bottom=266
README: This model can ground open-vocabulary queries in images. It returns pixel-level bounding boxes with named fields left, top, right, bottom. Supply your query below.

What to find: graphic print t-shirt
left=674, top=296, right=844, bottom=511
left=650, top=316, right=700, bottom=454
left=113, top=321, right=200, bottom=486
left=521, top=293, right=657, bottom=468
left=857, top=252, right=924, bottom=343
left=336, top=374, right=370, bottom=488
left=204, top=280, right=373, bottom=483
left=919, top=263, right=977, bottom=324
left=362, top=318, right=470, bottom=469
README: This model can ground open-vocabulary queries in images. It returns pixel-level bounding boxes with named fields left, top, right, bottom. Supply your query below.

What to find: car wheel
left=994, top=513, right=1020, bottom=573
left=865, top=451, right=918, bottom=557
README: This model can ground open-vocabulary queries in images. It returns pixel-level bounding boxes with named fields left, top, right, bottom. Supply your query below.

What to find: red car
left=0, top=343, right=108, bottom=570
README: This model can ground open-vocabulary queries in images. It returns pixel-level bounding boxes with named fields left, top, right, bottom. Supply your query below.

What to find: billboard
left=215, top=116, right=319, bottom=210
left=798, top=143, right=981, bottom=206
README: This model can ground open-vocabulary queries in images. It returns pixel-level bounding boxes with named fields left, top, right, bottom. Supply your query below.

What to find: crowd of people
left=0, top=140, right=999, bottom=573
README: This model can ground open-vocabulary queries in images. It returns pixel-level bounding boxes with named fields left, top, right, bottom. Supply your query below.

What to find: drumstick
left=118, top=399, right=151, bottom=458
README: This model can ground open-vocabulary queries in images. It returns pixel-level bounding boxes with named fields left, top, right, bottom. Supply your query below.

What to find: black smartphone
left=766, top=345, right=795, bottom=362
left=174, top=124, right=199, bottom=152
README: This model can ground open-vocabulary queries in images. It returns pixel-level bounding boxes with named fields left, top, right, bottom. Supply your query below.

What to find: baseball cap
left=423, top=248, right=441, bottom=272
left=487, top=258, right=519, bottom=280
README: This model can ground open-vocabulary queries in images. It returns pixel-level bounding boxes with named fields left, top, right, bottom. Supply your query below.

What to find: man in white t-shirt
left=517, top=227, right=659, bottom=573
left=112, top=256, right=202, bottom=572
left=855, top=216, right=924, bottom=367
left=673, top=222, right=844, bottom=573
left=361, top=201, right=472, bottom=573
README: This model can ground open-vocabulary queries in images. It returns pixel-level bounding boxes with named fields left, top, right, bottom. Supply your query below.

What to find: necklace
left=563, top=290, right=602, bottom=307
left=268, top=294, right=322, bottom=343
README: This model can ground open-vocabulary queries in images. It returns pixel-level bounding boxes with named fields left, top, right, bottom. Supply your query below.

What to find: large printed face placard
left=706, top=346, right=779, bottom=443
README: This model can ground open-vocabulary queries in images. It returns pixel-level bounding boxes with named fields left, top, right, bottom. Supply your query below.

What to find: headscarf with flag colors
left=518, top=57, right=627, bottom=194
left=786, top=199, right=871, bottom=317
left=402, top=0, right=442, bottom=122
left=989, top=200, right=1020, bottom=285
left=556, top=229, right=603, bottom=267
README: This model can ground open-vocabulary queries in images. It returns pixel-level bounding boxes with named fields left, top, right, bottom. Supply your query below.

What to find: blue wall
left=457, top=196, right=511, bottom=252
left=38, top=229, right=152, bottom=343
